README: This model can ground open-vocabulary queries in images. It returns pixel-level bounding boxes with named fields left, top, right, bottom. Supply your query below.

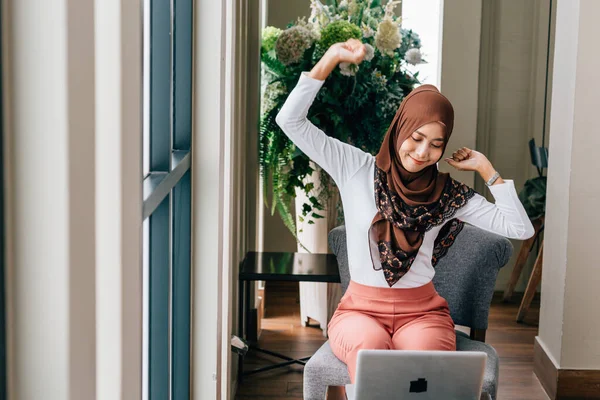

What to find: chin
left=407, top=165, right=427, bottom=173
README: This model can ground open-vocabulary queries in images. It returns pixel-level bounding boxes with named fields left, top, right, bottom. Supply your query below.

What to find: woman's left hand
left=445, top=147, right=503, bottom=185
left=444, top=147, right=490, bottom=173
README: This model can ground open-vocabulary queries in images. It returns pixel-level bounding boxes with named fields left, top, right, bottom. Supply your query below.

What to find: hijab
left=370, top=85, right=475, bottom=287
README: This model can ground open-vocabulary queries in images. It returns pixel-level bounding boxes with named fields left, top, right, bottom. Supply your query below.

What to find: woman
left=275, top=39, right=534, bottom=382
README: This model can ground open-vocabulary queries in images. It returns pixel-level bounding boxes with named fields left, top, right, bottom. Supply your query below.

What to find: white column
left=539, top=0, right=600, bottom=369
left=4, top=0, right=96, bottom=398
left=94, top=0, right=143, bottom=399
left=192, top=0, right=228, bottom=398
left=438, top=0, right=482, bottom=187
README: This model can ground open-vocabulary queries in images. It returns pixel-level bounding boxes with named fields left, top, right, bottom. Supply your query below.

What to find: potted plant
left=260, top=0, right=425, bottom=249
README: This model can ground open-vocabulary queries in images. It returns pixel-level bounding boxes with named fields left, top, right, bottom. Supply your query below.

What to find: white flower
left=364, top=43, right=375, bottom=61
left=384, top=0, right=402, bottom=17
left=348, top=1, right=360, bottom=17
left=295, top=17, right=320, bottom=40
left=339, top=62, right=358, bottom=76
left=275, top=26, right=315, bottom=65
left=309, top=0, right=331, bottom=29
left=371, top=69, right=388, bottom=89
left=362, top=23, right=375, bottom=38
left=261, top=81, right=286, bottom=114
left=405, top=48, right=423, bottom=65
left=375, top=17, right=401, bottom=56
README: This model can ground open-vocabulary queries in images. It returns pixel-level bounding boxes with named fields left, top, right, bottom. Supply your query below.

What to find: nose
left=415, top=143, right=428, bottom=159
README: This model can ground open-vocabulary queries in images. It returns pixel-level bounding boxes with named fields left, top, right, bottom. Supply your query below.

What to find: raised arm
left=446, top=147, right=535, bottom=240
left=275, top=39, right=372, bottom=190
left=456, top=183, right=535, bottom=240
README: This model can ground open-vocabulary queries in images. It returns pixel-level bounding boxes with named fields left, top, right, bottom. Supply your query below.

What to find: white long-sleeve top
left=276, top=73, right=535, bottom=288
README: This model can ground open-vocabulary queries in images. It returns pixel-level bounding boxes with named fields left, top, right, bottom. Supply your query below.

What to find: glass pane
left=142, top=218, right=149, bottom=400
left=173, top=0, right=193, bottom=151
left=149, top=0, right=172, bottom=172
left=148, top=198, right=170, bottom=399
left=171, top=172, right=191, bottom=398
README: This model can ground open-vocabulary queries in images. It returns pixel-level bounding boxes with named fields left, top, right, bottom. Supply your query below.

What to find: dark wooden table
left=238, top=251, right=340, bottom=382
left=239, top=251, right=340, bottom=281
left=325, top=386, right=492, bottom=399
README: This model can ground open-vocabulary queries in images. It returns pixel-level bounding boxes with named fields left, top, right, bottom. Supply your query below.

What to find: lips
left=410, top=155, right=427, bottom=165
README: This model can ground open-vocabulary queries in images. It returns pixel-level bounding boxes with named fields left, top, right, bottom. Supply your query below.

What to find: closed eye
left=412, top=136, right=442, bottom=149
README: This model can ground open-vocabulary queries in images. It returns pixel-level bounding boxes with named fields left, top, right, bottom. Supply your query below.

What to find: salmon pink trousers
left=327, top=280, right=457, bottom=382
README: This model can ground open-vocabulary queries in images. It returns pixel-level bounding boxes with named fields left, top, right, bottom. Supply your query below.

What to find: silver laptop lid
left=352, top=350, right=487, bottom=400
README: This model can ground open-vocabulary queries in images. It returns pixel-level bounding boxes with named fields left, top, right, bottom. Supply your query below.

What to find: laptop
left=345, top=350, right=487, bottom=400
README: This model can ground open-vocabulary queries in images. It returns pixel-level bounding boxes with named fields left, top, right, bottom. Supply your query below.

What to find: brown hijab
left=370, top=85, right=475, bottom=287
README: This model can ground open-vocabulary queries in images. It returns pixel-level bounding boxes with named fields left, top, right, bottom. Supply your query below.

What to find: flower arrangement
left=260, top=0, right=425, bottom=243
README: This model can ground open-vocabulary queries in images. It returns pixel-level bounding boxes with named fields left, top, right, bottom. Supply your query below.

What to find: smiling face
left=397, top=122, right=446, bottom=172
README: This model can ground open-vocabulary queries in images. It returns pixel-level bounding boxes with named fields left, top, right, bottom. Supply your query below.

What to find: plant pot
left=295, top=163, right=342, bottom=337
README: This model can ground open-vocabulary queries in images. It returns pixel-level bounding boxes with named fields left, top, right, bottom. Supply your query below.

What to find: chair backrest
left=328, top=224, right=513, bottom=330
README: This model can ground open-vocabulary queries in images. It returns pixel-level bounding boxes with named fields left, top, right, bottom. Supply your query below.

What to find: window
left=142, top=0, right=193, bottom=398
left=401, top=0, right=444, bottom=87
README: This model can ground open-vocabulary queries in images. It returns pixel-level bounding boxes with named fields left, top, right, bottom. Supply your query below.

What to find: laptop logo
left=409, top=378, right=428, bottom=393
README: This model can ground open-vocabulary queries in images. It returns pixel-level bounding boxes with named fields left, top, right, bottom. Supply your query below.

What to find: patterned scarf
left=369, top=85, right=475, bottom=287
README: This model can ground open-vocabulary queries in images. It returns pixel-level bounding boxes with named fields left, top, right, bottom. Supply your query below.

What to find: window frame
left=143, top=0, right=193, bottom=398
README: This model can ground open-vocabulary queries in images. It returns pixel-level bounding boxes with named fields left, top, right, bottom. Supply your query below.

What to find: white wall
left=266, top=0, right=309, bottom=30
left=216, top=0, right=264, bottom=397
left=193, top=1, right=262, bottom=398
left=480, top=1, right=548, bottom=191
left=192, top=0, right=227, bottom=398
left=438, top=0, right=482, bottom=188
left=539, top=0, right=600, bottom=369
left=4, top=1, right=144, bottom=398
left=538, top=0, right=576, bottom=363
left=95, top=0, right=143, bottom=399
left=4, top=0, right=97, bottom=398
left=227, top=0, right=263, bottom=397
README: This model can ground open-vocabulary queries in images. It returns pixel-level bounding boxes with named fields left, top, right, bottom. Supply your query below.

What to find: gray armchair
left=303, top=224, right=513, bottom=400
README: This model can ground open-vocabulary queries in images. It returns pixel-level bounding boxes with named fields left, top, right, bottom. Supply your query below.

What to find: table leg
left=517, top=241, right=544, bottom=322
left=245, top=280, right=251, bottom=339
left=504, top=217, right=543, bottom=301
left=237, top=279, right=245, bottom=384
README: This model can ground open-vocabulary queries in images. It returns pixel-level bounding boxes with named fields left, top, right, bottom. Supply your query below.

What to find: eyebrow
left=414, top=130, right=445, bottom=142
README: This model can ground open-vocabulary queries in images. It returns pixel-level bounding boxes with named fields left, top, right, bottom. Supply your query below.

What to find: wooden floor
left=235, top=282, right=549, bottom=400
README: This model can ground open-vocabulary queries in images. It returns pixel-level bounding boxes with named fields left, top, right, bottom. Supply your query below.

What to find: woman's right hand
left=309, top=39, right=366, bottom=81
left=328, top=39, right=367, bottom=65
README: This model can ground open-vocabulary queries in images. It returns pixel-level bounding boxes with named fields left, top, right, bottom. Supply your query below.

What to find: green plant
left=318, top=20, right=362, bottom=50
left=518, top=176, right=547, bottom=220
left=260, top=0, right=424, bottom=244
